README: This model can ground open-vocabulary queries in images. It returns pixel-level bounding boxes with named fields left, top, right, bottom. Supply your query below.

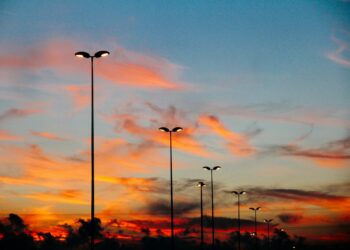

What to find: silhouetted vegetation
left=0, top=214, right=349, bottom=250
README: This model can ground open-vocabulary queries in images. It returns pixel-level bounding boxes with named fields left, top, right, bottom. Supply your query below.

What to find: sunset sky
left=0, top=0, right=350, bottom=243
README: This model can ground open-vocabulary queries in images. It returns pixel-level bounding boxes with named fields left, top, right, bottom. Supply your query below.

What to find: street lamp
left=264, top=219, right=273, bottom=250
left=75, top=50, right=109, bottom=250
left=232, top=191, right=246, bottom=250
left=159, top=126, right=183, bottom=250
left=197, top=181, right=206, bottom=250
left=249, top=207, right=261, bottom=250
left=203, top=166, right=221, bottom=250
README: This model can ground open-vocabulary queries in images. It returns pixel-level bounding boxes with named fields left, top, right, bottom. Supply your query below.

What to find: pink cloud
left=326, top=30, right=350, bottom=68
left=64, top=85, right=90, bottom=111
left=0, top=39, right=186, bottom=90
left=31, top=131, right=66, bottom=141
left=199, top=114, right=255, bottom=156
left=0, top=130, right=21, bottom=141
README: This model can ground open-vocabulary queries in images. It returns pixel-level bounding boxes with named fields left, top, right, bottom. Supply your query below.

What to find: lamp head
left=75, top=51, right=90, bottom=58
left=172, top=127, right=183, bottom=133
left=94, top=50, right=110, bottom=58
left=203, top=166, right=211, bottom=171
left=240, top=191, right=246, bottom=195
left=257, top=206, right=261, bottom=210
left=213, top=166, right=221, bottom=170
left=232, top=191, right=239, bottom=195
left=159, top=127, right=170, bottom=132
left=197, top=181, right=206, bottom=187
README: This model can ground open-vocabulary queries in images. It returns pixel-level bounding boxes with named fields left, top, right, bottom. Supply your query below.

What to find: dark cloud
left=174, top=178, right=206, bottom=193
left=278, top=213, right=303, bottom=224
left=146, top=199, right=197, bottom=216
left=185, top=216, right=262, bottom=230
left=326, top=182, right=350, bottom=194
left=245, top=187, right=348, bottom=202
left=0, top=108, right=38, bottom=122
left=274, top=145, right=350, bottom=160
left=244, top=122, right=263, bottom=138
left=329, top=136, right=350, bottom=150
left=266, top=134, right=350, bottom=164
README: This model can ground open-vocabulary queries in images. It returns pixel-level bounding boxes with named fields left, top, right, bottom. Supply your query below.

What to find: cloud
left=199, top=114, right=256, bottom=156
left=326, top=30, right=350, bottom=68
left=0, top=130, right=21, bottom=141
left=244, top=186, right=350, bottom=212
left=108, top=103, right=210, bottom=157
left=145, top=199, right=197, bottom=216
left=96, top=176, right=164, bottom=193
left=267, top=135, right=350, bottom=167
left=31, top=131, right=66, bottom=141
left=23, top=190, right=88, bottom=205
left=217, top=102, right=350, bottom=128
left=0, top=39, right=186, bottom=90
left=64, top=85, right=90, bottom=111
left=0, top=108, right=40, bottom=122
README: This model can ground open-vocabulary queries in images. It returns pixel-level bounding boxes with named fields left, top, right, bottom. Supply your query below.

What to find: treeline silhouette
left=0, top=214, right=348, bottom=250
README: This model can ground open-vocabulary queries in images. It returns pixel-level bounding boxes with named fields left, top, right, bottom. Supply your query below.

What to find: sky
left=0, top=0, right=350, bottom=244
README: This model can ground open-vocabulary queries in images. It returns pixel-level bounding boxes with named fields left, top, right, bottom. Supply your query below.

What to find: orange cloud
left=199, top=114, right=255, bottom=156
left=23, top=190, right=88, bottom=205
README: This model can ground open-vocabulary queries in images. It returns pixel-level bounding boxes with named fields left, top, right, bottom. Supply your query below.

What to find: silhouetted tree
left=37, top=232, right=63, bottom=250
left=0, top=214, right=37, bottom=250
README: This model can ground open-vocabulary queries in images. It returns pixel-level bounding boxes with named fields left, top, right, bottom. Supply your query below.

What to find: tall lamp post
left=249, top=207, right=261, bottom=250
left=231, top=191, right=246, bottom=250
left=159, top=126, right=183, bottom=250
left=75, top=50, right=109, bottom=250
left=264, top=219, right=273, bottom=250
left=203, top=166, right=221, bottom=250
left=197, top=181, right=206, bottom=250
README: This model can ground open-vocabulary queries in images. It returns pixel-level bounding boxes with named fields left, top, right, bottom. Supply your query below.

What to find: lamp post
left=231, top=191, right=246, bottom=250
left=264, top=219, right=273, bottom=250
left=249, top=207, right=261, bottom=250
left=203, top=166, right=221, bottom=250
left=75, top=50, right=109, bottom=250
left=159, top=126, right=183, bottom=250
left=197, top=181, right=206, bottom=250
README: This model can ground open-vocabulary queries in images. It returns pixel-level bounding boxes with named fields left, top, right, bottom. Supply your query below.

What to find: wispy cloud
left=0, top=108, right=40, bottom=123
left=244, top=186, right=350, bottom=212
left=266, top=135, right=350, bottom=167
left=199, top=114, right=256, bottom=156
left=326, top=29, right=350, bottom=68
left=0, top=39, right=187, bottom=90
left=31, top=131, right=66, bottom=141
left=23, top=190, right=88, bottom=205
left=216, top=102, right=350, bottom=128
left=0, top=130, right=21, bottom=141
left=108, top=103, right=211, bottom=157
left=63, top=85, right=90, bottom=111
